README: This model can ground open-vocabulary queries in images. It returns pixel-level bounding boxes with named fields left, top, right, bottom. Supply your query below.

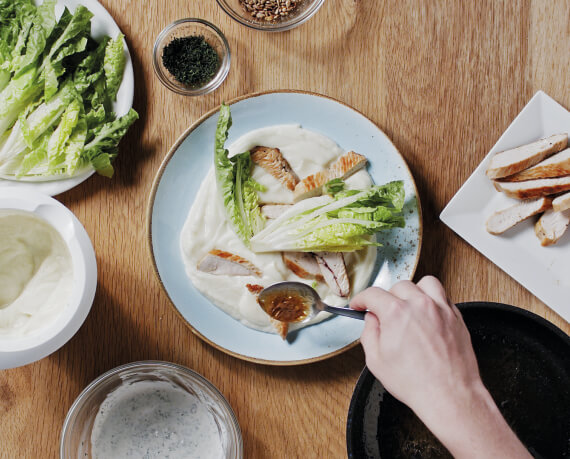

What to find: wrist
left=416, top=382, right=531, bottom=458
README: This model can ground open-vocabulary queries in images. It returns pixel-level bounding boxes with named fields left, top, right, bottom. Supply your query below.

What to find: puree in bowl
left=0, top=210, right=73, bottom=338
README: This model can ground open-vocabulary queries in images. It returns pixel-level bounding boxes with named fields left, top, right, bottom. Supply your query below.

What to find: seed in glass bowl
left=239, top=0, right=298, bottom=22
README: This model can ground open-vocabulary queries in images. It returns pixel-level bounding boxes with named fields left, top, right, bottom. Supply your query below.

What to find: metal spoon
left=257, top=281, right=366, bottom=323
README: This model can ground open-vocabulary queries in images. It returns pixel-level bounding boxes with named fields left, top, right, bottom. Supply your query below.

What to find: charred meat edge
left=293, top=151, right=368, bottom=201
left=251, top=146, right=300, bottom=191
left=281, top=252, right=324, bottom=281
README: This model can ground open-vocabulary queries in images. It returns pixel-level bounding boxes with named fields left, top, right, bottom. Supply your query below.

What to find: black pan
left=346, top=302, right=570, bottom=459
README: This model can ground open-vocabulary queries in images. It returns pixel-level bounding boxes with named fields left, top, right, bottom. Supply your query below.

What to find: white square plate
left=440, top=91, right=570, bottom=323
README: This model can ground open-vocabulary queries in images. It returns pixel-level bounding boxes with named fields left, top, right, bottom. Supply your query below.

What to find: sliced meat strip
left=552, top=191, right=570, bottom=212
left=499, top=148, right=570, bottom=182
left=486, top=197, right=552, bottom=235
left=494, top=175, right=570, bottom=199
left=314, top=252, right=350, bottom=297
left=293, top=151, right=368, bottom=202
left=282, top=252, right=324, bottom=281
left=197, top=249, right=262, bottom=277
left=251, top=146, right=299, bottom=191
left=293, top=170, right=328, bottom=202
left=534, top=209, right=570, bottom=246
left=328, top=150, right=368, bottom=179
left=260, top=204, right=293, bottom=219
left=486, top=133, right=567, bottom=179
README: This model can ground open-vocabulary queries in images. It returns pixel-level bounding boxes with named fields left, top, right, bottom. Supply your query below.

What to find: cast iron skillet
left=346, top=302, right=570, bottom=459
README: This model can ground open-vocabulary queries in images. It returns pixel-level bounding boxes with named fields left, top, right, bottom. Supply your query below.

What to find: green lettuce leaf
left=82, top=108, right=138, bottom=177
left=11, top=0, right=56, bottom=78
left=214, top=104, right=266, bottom=245
left=250, top=181, right=406, bottom=252
left=103, top=33, right=125, bottom=102
left=64, top=117, right=87, bottom=175
left=19, top=78, right=77, bottom=146
left=47, top=98, right=81, bottom=172
left=0, top=78, right=77, bottom=168
left=0, top=66, right=41, bottom=137
left=73, top=36, right=108, bottom=95
left=323, top=177, right=345, bottom=196
left=16, top=128, right=50, bottom=176
left=40, top=5, right=92, bottom=99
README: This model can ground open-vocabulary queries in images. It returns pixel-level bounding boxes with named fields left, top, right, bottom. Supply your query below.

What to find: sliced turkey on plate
left=485, top=133, right=567, bottom=179
left=534, top=209, right=570, bottom=246
left=552, top=192, right=570, bottom=212
left=486, top=197, right=552, bottom=235
left=499, top=148, right=570, bottom=182
left=494, top=175, right=570, bottom=199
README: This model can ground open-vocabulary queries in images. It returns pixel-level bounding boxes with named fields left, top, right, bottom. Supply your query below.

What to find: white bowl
left=0, top=189, right=97, bottom=369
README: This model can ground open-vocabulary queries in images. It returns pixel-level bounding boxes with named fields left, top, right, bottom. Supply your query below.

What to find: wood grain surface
left=1, top=1, right=569, bottom=457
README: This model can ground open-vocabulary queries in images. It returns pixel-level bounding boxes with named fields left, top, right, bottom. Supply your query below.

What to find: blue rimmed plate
left=147, top=91, right=422, bottom=365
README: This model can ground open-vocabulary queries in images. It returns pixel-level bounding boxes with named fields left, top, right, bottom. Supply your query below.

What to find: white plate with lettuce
left=148, top=91, right=422, bottom=365
left=0, top=0, right=136, bottom=196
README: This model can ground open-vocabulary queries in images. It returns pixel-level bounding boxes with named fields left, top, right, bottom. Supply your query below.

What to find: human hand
left=350, top=276, right=478, bottom=419
left=350, top=276, right=531, bottom=459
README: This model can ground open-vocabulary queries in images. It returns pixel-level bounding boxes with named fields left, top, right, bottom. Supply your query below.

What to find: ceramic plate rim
left=147, top=90, right=423, bottom=365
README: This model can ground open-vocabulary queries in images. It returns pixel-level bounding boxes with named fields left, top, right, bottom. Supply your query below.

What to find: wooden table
left=2, top=1, right=569, bottom=457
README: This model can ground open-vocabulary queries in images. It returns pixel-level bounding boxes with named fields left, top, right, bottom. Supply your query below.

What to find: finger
left=416, top=275, right=461, bottom=317
left=349, top=286, right=401, bottom=318
left=415, top=275, right=449, bottom=306
left=360, top=311, right=380, bottom=352
left=389, top=279, right=425, bottom=301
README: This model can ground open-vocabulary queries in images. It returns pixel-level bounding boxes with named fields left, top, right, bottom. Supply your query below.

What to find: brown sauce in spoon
left=258, top=291, right=311, bottom=323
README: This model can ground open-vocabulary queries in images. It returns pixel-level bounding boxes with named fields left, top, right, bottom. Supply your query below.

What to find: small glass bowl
left=216, top=0, right=325, bottom=32
left=153, top=19, right=230, bottom=96
left=60, top=361, right=243, bottom=458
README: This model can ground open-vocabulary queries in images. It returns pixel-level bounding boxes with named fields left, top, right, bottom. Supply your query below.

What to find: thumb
left=360, top=311, right=380, bottom=354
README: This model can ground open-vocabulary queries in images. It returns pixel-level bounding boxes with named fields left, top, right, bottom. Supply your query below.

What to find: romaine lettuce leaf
left=10, top=0, right=56, bottom=78
left=250, top=181, right=406, bottom=252
left=214, top=103, right=265, bottom=245
left=64, top=117, right=87, bottom=175
left=82, top=108, right=138, bottom=177
left=103, top=34, right=125, bottom=102
left=46, top=98, right=81, bottom=172
left=0, top=67, right=41, bottom=138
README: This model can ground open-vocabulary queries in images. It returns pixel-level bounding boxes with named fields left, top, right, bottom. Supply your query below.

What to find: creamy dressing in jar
left=180, top=125, right=376, bottom=334
left=91, top=379, right=226, bottom=459
left=0, top=210, right=73, bottom=338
